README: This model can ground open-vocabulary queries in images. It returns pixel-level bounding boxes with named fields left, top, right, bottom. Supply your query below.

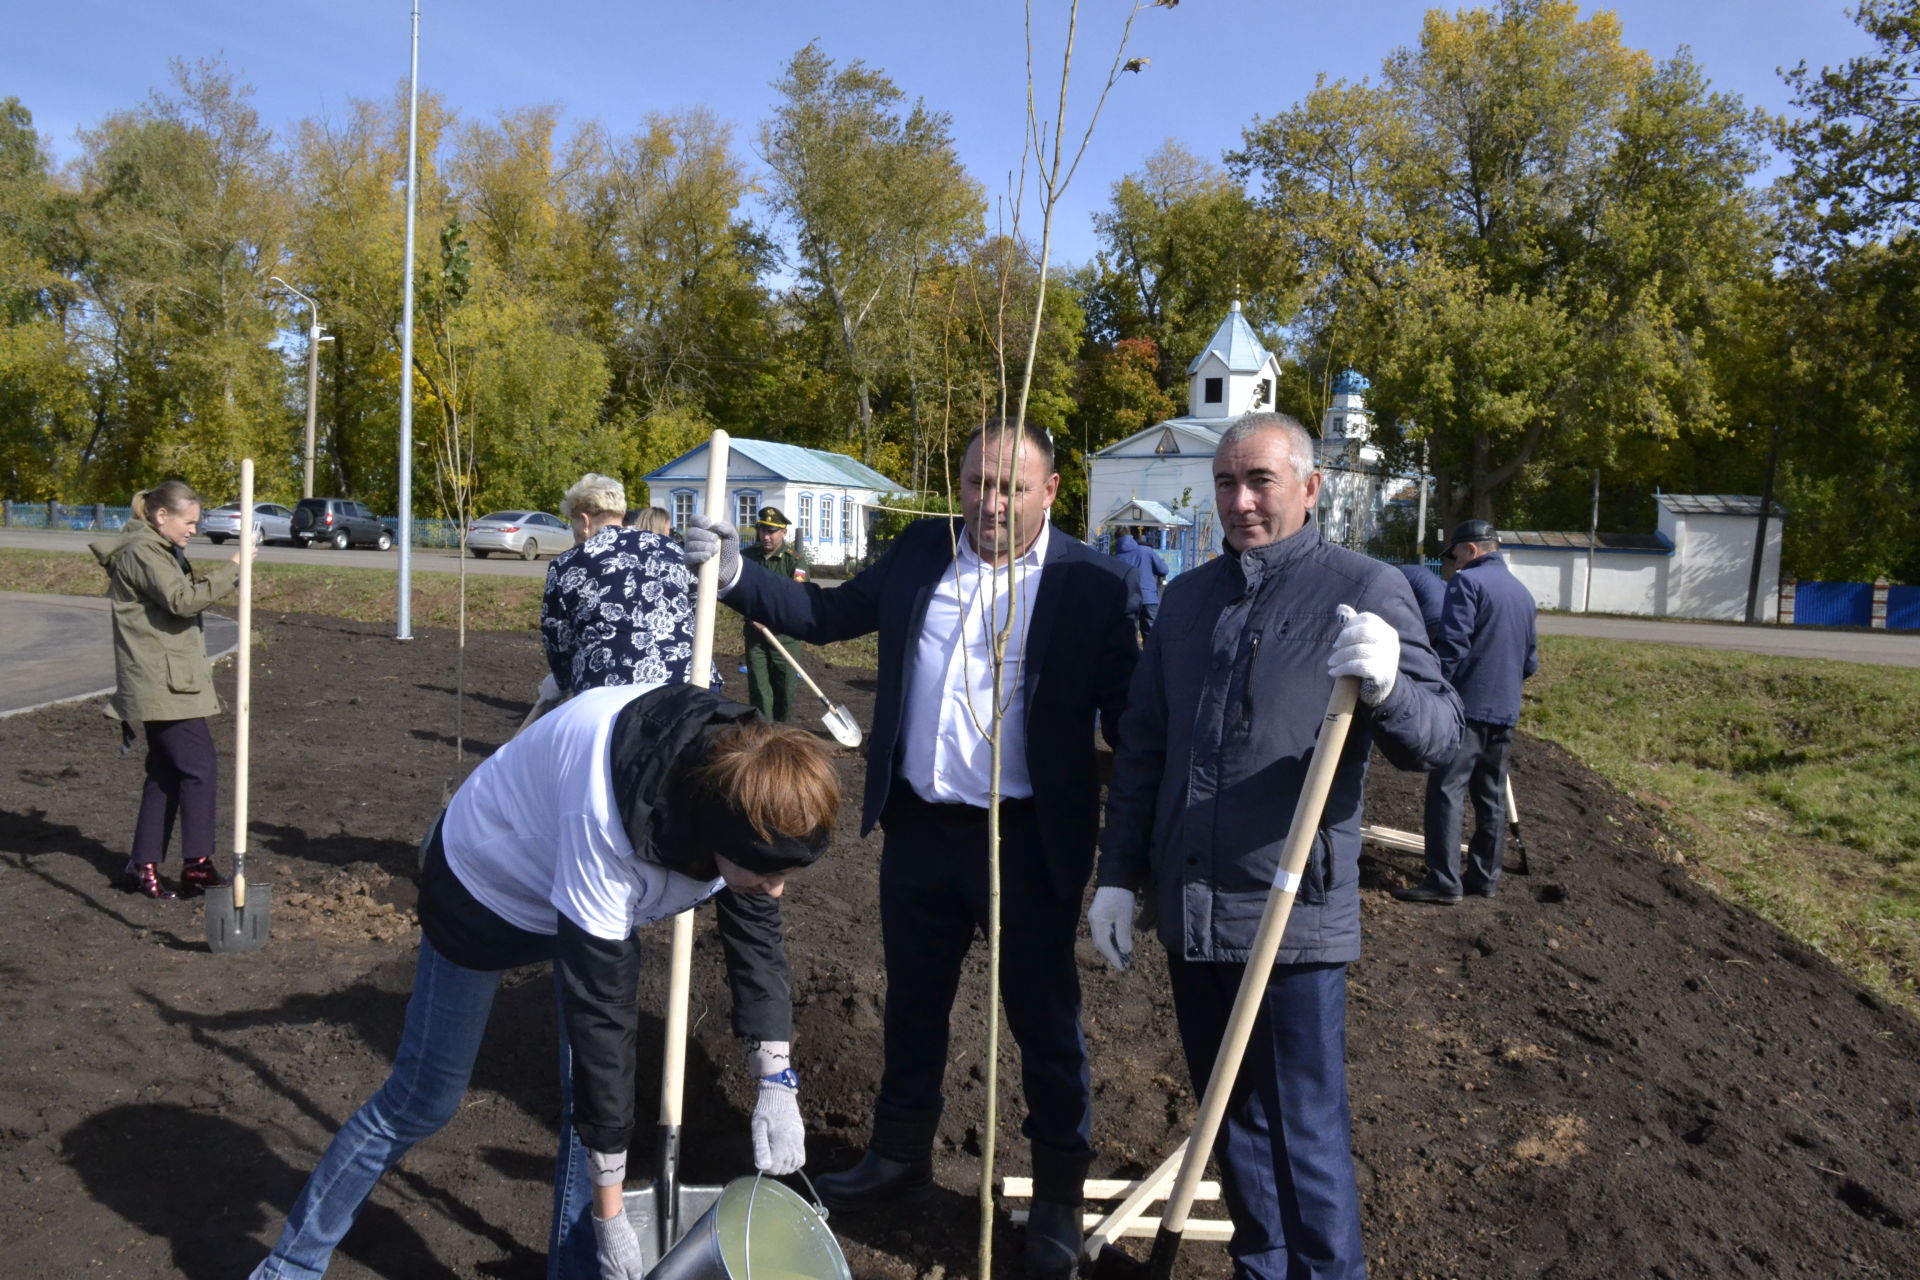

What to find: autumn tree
left=1230, top=0, right=1770, bottom=525
left=760, top=42, right=984, bottom=465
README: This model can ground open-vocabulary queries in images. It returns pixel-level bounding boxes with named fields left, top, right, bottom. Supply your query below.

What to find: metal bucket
left=647, top=1174, right=851, bottom=1280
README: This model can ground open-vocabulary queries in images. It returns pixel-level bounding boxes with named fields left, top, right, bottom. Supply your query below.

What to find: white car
left=202, top=502, right=294, bottom=545
left=465, top=510, right=570, bottom=560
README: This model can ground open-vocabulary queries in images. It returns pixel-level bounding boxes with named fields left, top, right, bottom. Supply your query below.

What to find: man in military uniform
left=741, top=507, right=808, bottom=722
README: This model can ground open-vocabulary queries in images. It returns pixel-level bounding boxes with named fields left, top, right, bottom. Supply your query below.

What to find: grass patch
left=0, top=547, right=543, bottom=631
left=1527, top=635, right=1920, bottom=1013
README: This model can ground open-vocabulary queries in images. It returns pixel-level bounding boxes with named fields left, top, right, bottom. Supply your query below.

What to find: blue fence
left=1794, top=581, right=1874, bottom=628
left=1888, top=585, right=1920, bottom=632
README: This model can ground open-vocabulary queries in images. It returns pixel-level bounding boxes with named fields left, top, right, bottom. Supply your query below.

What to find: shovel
left=1090, top=677, right=1359, bottom=1279
left=206, top=458, right=269, bottom=953
left=750, top=623, right=863, bottom=748
left=1504, top=774, right=1530, bottom=876
left=624, top=429, right=733, bottom=1264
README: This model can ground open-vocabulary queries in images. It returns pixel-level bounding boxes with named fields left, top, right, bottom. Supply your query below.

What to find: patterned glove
left=748, top=1040, right=805, bottom=1174
left=1087, top=886, right=1136, bottom=972
left=682, top=513, right=742, bottom=590
left=591, top=1207, right=647, bottom=1280
left=1329, top=603, right=1400, bottom=706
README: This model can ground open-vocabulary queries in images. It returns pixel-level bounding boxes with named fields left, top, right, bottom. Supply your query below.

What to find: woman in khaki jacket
left=89, top=480, right=251, bottom=899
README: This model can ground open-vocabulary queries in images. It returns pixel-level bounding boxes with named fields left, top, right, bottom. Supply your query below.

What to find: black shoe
left=1462, top=881, right=1498, bottom=898
left=814, top=1149, right=932, bottom=1213
left=1391, top=882, right=1461, bottom=905
left=1024, top=1198, right=1081, bottom=1279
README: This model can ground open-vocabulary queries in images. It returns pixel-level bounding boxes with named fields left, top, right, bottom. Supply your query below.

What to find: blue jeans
left=251, top=938, right=596, bottom=1279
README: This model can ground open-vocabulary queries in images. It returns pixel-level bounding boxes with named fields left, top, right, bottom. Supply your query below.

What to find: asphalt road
left=1534, top=611, right=1920, bottom=668
left=0, top=592, right=238, bottom=720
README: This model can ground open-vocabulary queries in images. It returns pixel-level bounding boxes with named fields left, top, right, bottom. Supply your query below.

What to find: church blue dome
left=1333, top=368, right=1370, bottom=395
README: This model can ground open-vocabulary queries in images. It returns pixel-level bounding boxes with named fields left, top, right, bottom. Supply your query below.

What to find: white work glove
left=1087, top=886, right=1136, bottom=973
left=682, top=513, right=742, bottom=590
left=591, top=1207, right=647, bottom=1280
left=748, top=1040, right=805, bottom=1174
left=1329, top=603, right=1399, bottom=706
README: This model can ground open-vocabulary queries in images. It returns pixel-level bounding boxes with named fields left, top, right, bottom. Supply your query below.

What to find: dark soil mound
left=1, top=615, right=1914, bottom=1278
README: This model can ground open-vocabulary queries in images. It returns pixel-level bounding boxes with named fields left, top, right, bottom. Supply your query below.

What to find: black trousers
left=1422, top=719, right=1513, bottom=895
left=874, top=783, right=1093, bottom=1197
left=131, top=717, right=218, bottom=865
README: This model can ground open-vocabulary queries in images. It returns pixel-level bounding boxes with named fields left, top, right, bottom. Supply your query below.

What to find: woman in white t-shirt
left=251, top=682, right=840, bottom=1280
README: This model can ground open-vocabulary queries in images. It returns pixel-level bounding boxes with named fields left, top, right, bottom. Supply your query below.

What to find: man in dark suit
left=684, top=419, right=1137, bottom=1277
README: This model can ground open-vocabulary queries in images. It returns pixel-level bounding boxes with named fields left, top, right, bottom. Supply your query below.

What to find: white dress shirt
left=901, top=520, right=1051, bottom=806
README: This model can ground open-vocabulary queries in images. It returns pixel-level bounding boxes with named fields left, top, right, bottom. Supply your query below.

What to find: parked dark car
left=291, top=498, right=395, bottom=550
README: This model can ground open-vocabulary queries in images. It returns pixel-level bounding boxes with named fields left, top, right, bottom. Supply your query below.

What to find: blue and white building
left=643, top=438, right=901, bottom=569
left=1086, top=302, right=1396, bottom=572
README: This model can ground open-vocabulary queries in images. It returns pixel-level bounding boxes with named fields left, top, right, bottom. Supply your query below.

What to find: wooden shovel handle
left=751, top=621, right=831, bottom=703
left=660, top=430, right=730, bottom=1129
left=232, top=460, right=253, bottom=907
left=1157, top=676, right=1359, bottom=1239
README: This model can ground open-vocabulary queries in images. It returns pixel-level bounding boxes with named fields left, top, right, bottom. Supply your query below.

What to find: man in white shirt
left=685, top=419, right=1138, bottom=1278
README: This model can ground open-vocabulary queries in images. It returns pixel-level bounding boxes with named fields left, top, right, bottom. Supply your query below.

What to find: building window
left=1204, top=376, right=1223, bottom=404
left=797, top=492, right=813, bottom=542
left=842, top=497, right=855, bottom=543
left=818, top=494, right=834, bottom=543
left=1255, top=378, right=1272, bottom=407
left=672, top=490, right=696, bottom=529
left=735, top=490, right=760, bottom=528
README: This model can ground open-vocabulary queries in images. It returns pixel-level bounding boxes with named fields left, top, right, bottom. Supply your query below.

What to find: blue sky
left=11, top=1, right=1877, bottom=268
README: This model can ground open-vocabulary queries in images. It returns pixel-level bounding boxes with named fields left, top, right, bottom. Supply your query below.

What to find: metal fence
left=1793, top=581, right=1874, bottom=628
left=1887, top=585, right=1920, bottom=632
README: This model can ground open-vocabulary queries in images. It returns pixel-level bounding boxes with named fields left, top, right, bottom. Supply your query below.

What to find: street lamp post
left=270, top=277, right=329, bottom=499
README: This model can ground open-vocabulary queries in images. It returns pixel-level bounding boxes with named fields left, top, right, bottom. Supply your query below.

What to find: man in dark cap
left=741, top=507, right=808, bottom=722
left=1397, top=519, right=1539, bottom=904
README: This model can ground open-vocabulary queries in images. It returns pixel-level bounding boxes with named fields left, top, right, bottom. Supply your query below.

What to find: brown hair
left=144, top=479, right=202, bottom=522
left=693, top=721, right=840, bottom=842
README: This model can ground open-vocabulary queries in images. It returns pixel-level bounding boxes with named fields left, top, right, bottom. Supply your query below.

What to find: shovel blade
left=821, top=704, right=863, bottom=749
left=622, top=1181, right=727, bottom=1267
left=204, top=880, right=271, bottom=953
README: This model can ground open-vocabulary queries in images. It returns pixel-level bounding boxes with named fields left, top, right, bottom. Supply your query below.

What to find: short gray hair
left=1216, top=412, right=1316, bottom=484
left=563, top=472, right=626, bottom=519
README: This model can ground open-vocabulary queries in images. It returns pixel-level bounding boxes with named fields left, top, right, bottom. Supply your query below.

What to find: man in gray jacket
left=1089, top=413, right=1462, bottom=1279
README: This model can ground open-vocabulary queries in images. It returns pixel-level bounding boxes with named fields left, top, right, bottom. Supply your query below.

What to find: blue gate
left=1794, top=581, right=1873, bottom=627
left=1887, top=585, right=1920, bottom=631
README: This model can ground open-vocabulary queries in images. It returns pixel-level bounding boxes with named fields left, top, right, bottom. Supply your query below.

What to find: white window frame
left=672, top=489, right=697, bottom=530
left=842, top=496, right=855, bottom=543
left=796, top=492, right=813, bottom=542
left=817, top=494, right=833, bottom=544
left=735, top=490, right=761, bottom=528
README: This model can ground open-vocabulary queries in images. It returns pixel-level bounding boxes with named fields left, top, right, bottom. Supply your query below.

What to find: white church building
left=1086, top=302, right=1396, bottom=574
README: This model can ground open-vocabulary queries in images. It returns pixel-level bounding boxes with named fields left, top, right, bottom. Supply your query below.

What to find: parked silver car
left=202, top=502, right=294, bottom=545
left=465, top=510, right=570, bottom=560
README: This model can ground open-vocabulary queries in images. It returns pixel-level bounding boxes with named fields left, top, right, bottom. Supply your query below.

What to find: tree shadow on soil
left=414, top=682, right=531, bottom=716
left=64, top=1102, right=465, bottom=1280
left=408, top=726, right=506, bottom=755
left=250, top=820, right=419, bottom=875
left=0, top=809, right=203, bottom=950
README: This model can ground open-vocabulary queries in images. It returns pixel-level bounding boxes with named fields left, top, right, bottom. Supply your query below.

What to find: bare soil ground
left=1, top=615, right=1916, bottom=1278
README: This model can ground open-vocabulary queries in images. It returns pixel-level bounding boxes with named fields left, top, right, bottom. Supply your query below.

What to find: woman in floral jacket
left=540, top=473, right=702, bottom=696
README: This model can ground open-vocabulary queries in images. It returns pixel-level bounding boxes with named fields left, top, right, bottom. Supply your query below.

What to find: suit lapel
left=1021, top=527, right=1070, bottom=707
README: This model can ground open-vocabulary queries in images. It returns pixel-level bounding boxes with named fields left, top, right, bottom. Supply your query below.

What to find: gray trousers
left=1423, top=719, right=1513, bottom=895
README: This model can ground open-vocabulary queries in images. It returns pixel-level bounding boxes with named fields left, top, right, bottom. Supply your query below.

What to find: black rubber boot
left=1026, top=1145, right=1092, bottom=1278
left=815, top=1100, right=940, bottom=1213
